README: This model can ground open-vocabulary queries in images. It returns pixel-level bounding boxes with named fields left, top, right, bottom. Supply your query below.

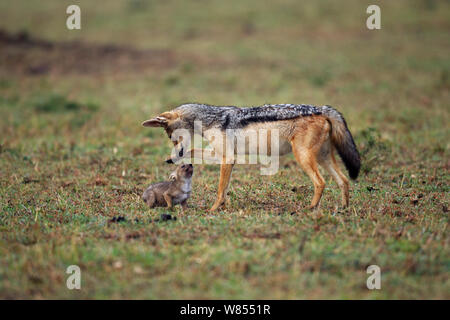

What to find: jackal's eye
left=181, top=165, right=185, bottom=169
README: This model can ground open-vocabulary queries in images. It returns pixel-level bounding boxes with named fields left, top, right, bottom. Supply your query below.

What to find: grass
left=0, top=0, right=449, bottom=299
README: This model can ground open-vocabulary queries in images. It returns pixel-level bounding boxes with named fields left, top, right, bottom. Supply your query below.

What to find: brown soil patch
left=0, top=29, right=176, bottom=76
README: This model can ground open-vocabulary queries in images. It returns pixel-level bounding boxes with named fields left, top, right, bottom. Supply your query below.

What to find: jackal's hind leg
left=319, top=147, right=349, bottom=208
left=290, top=119, right=330, bottom=210
left=292, top=146, right=325, bottom=210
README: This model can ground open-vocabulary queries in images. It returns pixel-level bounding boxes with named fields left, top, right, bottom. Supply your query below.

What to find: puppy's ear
left=169, top=171, right=177, bottom=181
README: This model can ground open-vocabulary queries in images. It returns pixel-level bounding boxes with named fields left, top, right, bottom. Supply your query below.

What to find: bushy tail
left=321, top=105, right=361, bottom=179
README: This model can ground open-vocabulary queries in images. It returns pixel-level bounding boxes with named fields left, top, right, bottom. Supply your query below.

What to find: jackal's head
left=142, top=111, right=183, bottom=137
left=142, top=109, right=193, bottom=163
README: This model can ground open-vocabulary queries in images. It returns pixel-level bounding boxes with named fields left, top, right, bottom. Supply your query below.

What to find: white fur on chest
left=172, top=180, right=191, bottom=204
left=179, top=179, right=192, bottom=193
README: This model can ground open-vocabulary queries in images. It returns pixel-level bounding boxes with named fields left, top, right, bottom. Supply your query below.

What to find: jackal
left=142, top=103, right=360, bottom=212
left=142, top=164, right=193, bottom=212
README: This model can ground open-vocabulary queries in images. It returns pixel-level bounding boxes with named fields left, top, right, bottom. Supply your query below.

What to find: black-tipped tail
left=321, top=106, right=361, bottom=180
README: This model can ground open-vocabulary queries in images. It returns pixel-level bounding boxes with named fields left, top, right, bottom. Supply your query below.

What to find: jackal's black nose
left=165, top=158, right=174, bottom=164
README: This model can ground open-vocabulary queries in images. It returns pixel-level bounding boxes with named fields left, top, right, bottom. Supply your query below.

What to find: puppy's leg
left=181, top=200, right=188, bottom=213
left=210, top=163, right=234, bottom=212
left=163, top=192, right=173, bottom=209
left=143, top=190, right=156, bottom=208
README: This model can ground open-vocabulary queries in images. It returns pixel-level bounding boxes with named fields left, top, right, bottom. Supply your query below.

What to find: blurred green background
left=0, top=0, right=448, bottom=299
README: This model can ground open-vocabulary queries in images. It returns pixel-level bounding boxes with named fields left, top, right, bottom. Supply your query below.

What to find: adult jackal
left=142, top=103, right=360, bottom=212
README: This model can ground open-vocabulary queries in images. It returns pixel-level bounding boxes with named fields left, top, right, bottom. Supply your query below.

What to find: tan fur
left=210, top=163, right=234, bottom=211
left=159, top=111, right=179, bottom=120
left=290, top=116, right=329, bottom=209
left=209, top=116, right=350, bottom=211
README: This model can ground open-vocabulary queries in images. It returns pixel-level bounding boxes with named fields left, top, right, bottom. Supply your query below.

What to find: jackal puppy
left=142, top=164, right=193, bottom=211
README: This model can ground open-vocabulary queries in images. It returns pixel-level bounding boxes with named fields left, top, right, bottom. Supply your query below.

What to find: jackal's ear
left=159, top=111, right=179, bottom=120
left=142, top=112, right=178, bottom=127
left=142, top=116, right=167, bottom=127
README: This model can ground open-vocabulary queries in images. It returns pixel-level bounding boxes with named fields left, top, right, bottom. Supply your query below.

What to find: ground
left=0, top=0, right=448, bottom=299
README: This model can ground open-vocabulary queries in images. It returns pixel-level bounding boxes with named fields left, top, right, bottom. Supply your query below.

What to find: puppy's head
left=169, top=164, right=194, bottom=181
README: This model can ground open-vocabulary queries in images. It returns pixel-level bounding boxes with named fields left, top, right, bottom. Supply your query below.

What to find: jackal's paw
left=307, top=204, right=320, bottom=211
left=210, top=200, right=225, bottom=212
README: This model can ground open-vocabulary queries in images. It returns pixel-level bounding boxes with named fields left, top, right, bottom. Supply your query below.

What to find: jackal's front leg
left=210, top=163, right=234, bottom=212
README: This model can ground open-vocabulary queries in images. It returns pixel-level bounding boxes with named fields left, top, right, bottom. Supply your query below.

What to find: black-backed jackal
left=142, top=103, right=360, bottom=212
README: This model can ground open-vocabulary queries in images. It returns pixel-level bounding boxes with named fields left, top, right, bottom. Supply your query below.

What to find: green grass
left=0, top=0, right=449, bottom=299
